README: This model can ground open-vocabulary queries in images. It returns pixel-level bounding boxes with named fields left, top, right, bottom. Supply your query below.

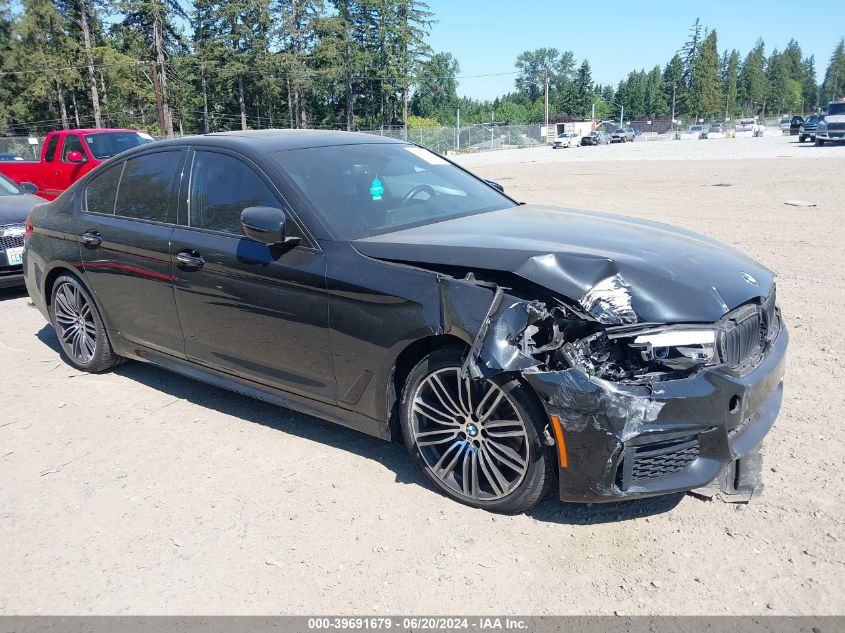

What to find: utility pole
left=544, top=67, right=550, bottom=138
left=491, top=110, right=494, bottom=149
left=620, top=105, right=624, bottom=129
left=670, top=82, right=677, bottom=132
left=151, top=61, right=166, bottom=137
left=456, top=108, right=460, bottom=151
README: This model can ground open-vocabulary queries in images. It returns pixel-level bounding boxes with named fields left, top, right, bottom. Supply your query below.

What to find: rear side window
left=114, top=151, right=183, bottom=223
left=62, top=135, right=86, bottom=162
left=44, top=136, right=60, bottom=162
left=189, top=151, right=279, bottom=235
left=85, top=164, right=123, bottom=215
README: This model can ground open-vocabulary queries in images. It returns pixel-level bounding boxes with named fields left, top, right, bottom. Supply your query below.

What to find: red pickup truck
left=0, top=128, right=155, bottom=200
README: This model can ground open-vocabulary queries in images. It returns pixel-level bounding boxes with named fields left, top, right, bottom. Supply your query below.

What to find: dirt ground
left=1, top=135, right=843, bottom=615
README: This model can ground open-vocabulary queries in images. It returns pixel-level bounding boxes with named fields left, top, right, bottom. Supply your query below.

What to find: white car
left=552, top=132, right=580, bottom=148
left=735, top=118, right=765, bottom=137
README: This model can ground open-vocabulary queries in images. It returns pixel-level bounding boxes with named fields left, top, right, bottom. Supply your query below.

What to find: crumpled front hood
left=353, top=205, right=774, bottom=324
left=0, top=194, right=42, bottom=225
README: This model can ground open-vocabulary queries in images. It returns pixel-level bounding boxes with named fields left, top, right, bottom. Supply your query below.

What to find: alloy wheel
left=53, top=281, right=97, bottom=364
left=411, top=367, right=530, bottom=501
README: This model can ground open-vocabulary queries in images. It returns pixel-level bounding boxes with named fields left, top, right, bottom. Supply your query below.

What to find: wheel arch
left=385, top=334, right=469, bottom=441
left=42, top=264, right=117, bottom=334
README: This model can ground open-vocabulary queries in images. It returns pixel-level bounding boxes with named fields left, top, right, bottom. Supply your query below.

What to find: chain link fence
left=360, top=124, right=545, bottom=153
left=0, top=137, right=43, bottom=160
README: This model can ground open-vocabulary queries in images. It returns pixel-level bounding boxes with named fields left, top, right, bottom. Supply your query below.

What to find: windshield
left=274, top=143, right=515, bottom=240
left=829, top=103, right=845, bottom=116
left=84, top=131, right=155, bottom=159
left=0, top=173, right=22, bottom=195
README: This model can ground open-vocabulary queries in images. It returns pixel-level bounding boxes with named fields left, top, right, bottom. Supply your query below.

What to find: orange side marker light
left=549, top=415, right=568, bottom=469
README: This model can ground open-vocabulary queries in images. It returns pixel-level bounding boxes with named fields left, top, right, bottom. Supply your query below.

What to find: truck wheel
left=798, top=135, right=806, bottom=143
left=815, top=138, right=825, bottom=146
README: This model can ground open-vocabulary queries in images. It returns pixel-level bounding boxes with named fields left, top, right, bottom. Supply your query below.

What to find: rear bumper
left=524, top=325, right=788, bottom=503
left=0, top=264, right=24, bottom=288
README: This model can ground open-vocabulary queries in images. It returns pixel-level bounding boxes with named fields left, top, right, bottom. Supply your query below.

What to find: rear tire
left=400, top=346, right=554, bottom=514
left=50, top=274, right=121, bottom=373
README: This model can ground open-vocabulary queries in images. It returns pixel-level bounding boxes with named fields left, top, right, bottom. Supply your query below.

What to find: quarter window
left=85, top=164, right=123, bottom=215
left=189, top=151, right=280, bottom=235
left=114, top=151, right=183, bottom=223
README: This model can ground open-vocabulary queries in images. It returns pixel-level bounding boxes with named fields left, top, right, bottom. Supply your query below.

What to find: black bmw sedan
left=23, top=130, right=787, bottom=513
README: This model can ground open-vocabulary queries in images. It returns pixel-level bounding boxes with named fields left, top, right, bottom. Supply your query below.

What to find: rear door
left=79, top=149, right=187, bottom=355
left=170, top=149, right=335, bottom=402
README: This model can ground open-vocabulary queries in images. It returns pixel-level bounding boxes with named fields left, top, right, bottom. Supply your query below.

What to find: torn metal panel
left=580, top=274, right=638, bottom=325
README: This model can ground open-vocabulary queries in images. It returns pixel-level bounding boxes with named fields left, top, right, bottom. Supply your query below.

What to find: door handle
left=82, top=230, right=102, bottom=247
left=176, top=250, right=205, bottom=268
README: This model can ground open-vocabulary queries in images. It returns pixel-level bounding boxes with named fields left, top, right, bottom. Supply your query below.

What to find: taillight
left=24, top=216, right=33, bottom=241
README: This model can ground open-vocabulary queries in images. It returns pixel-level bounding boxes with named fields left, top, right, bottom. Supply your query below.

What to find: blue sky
left=424, top=0, right=845, bottom=100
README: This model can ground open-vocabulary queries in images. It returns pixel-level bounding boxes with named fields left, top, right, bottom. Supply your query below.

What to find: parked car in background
left=552, top=132, right=580, bottom=148
left=610, top=128, right=636, bottom=143
left=581, top=130, right=610, bottom=145
left=23, top=130, right=787, bottom=512
left=779, top=116, right=804, bottom=135
left=736, top=119, right=765, bottom=137
left=798, top=115, right=823, bottom=142
left=1, top=173, right=43, bottom=288
left=0, top=153, right=25, bottom=161
left=702, top=123, right=727, bottom=139
left=815, top=100, right=845, bottom=145
left=0, top=128, right=154, bottom=200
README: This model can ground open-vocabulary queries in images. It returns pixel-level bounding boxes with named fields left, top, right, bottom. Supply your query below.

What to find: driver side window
left=62, top=135, right=86, bottom=162
left=189, top=151, right=294, bottom=237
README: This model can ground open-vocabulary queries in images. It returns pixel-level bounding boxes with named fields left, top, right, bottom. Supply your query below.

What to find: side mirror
left=241, top=206, right=299, bottom=246
left=20, top=182, right=38, bottom=194
left=66, top=150, right=84, bottom=163
left=484, top=179, right=505, bottom=194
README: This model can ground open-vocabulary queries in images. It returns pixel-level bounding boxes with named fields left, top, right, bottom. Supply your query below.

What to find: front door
left=43, top=134, right=89, bottom=199
left=79, top=149, right=187, bottom=355
left=170, top=149, right=335, bottom=403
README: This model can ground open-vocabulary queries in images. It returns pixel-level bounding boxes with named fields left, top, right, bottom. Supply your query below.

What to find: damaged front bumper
left=524, top=324, right=788, bottom=503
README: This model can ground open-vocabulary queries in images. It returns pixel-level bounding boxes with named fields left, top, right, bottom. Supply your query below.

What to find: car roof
left=149, top=129, right=407, bottom=153
left=57, top=128, right=142, bottom=134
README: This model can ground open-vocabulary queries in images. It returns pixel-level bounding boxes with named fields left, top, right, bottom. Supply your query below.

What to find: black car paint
left=23, top=130, right=787, bottom=504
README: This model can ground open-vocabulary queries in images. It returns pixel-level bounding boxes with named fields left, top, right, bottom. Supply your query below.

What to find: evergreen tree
left=739, top=39, right=768, bottom=116
left=821, top=38, right=845, bottom=103
left=721, top=49, right=740, bottom=119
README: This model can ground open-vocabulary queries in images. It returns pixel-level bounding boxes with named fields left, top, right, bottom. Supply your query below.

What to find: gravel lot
left=1, top=134, right=843, bottom=615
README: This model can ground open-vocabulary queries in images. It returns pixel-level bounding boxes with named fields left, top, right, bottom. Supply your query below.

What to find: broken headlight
left=631, top=329, right=720, bottom=371
left=557, top=327, right=721, bottom=383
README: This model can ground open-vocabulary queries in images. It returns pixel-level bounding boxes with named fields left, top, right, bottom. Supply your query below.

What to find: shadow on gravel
left=528, top=491, right=684, bottom=525
left=35, top=325, right=422, bottom=490
left=0, top=286, right=28, bottom=301
left=34, top=322, right=686, bottom=523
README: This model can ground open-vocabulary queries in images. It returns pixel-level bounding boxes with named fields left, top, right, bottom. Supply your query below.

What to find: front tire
left=50, top=274, right=121, bottom=372
left=815, top=138, right=825, bottom=146
left=799, top=135, right=806, bottom=143
left=400, top=346, right=553, bottom=513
